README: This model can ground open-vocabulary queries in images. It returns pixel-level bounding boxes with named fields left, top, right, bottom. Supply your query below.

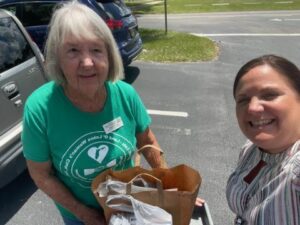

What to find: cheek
left=235, top=108, right=246, bottom=131
left=60, top=60, right=76, bottom=77
left=281, top=103, right=300, bottom=124
left=99, top=58, right=109, bottom=70
left=275, top=100, right=294, bottom=116
left=235, top=105, right=245, bottom=122
left=236, top=105, right=252, bottom=134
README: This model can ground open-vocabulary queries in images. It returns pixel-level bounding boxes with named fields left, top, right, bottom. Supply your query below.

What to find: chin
left=250, top=134, right=276, bottom=147
left=251, top=139, right=284, bottom=154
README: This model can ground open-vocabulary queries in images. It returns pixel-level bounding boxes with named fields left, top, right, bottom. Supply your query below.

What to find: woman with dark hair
left=227, top=55, right=300, bottom=225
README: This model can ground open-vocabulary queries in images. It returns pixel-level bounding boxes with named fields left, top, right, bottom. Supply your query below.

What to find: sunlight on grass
left=126, top=0, right=300, bottom=14
left=137, top=28, right=218, bottom=62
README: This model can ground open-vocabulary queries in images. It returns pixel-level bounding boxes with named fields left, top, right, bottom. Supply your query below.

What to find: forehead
left=61, top=34, right=105, bottom=47
left=235, top=65, right=293, bottom=94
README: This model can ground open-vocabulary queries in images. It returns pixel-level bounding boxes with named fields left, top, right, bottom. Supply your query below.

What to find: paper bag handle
left=135, top=144, right=167, bottom=167
left=126, top=173, right=163, bottom=194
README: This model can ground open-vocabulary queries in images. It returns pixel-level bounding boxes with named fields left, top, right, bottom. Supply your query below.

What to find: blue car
left=0, top=0, right=143, bottom=66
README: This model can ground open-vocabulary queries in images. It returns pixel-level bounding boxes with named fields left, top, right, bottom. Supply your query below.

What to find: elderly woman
left=226, top=55, right=300, bottom=225
left=21, top=1, right=166, bottom=225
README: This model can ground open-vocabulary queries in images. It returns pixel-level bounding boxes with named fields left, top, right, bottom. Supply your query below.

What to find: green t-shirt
left=22, top=80, right=151, bottom=219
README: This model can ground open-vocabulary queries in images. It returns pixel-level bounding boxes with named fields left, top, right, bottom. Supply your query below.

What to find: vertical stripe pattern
left=226, top=140, right=300, bottom=225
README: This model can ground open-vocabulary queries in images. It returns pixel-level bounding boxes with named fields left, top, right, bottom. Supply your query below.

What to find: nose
left=248, top=97, right=264, bottom=113
left=80, top=53, right=94, bottom=67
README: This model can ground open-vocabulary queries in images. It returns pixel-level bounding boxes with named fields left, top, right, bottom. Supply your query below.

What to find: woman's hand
left=76, top=205, right=107, bottom=225
left=195, top=197, right=205, bottom=207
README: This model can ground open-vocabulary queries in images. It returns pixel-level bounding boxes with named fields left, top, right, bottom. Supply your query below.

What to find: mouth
left=249, top=119, right=274, bottom=128
left=79, top=74, right=96, bottom=79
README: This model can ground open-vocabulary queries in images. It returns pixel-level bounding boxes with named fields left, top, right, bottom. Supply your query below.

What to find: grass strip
left=126, top=0, right=300, bottom=14
left=137, top=28, right=219, bottom=62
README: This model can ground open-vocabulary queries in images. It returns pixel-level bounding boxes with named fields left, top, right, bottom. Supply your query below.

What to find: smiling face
left=58, top=35, right=109, bottom=98
left=235, top=64, right=300, bottom=153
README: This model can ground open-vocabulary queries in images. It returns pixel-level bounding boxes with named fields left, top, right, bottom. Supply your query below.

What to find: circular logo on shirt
left=59, top=131, right=135, bottom=188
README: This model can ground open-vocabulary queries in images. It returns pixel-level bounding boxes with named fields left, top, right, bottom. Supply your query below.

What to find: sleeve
left=22, top=102, right=51, bottom=162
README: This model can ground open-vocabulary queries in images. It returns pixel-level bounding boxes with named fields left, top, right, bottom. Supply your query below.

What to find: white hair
left=45, top=0, right=124, bottom=83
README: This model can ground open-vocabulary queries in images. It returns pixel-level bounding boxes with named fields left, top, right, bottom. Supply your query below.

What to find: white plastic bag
left=109, top=213, right=135, bottom=225
left=106, top=194, right=172, bottom=225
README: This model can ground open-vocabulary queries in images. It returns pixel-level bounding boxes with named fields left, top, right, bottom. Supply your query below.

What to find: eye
left=68, top=48, right=78, bottom=53
left=65, top=47, right=79, bottom=58
left=261, top=92, right=279, bottom=101
left=93, top=48, right=102, bottom=53
left=236, top=96, right=250, bottom=105
left=93, top=45, right=106, bottom=54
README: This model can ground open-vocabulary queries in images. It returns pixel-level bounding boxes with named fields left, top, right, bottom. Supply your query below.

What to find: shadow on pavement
left=123, top=66, right=140, bottom=84
left=0, top=170, right=37, bottom=224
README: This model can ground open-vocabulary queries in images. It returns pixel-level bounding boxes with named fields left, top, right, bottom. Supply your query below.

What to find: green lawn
left=138, top=29, right=218, bottom=62
left=126, top=0, right=300, bottom=14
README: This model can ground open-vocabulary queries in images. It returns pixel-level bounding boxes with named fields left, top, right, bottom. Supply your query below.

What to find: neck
left=64, top=85, right=107, bottom=112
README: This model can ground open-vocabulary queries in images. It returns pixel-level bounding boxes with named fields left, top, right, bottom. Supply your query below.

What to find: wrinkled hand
left=195, top=197, right=205, bottom=207
left=77, top=206, right=107, bottom=225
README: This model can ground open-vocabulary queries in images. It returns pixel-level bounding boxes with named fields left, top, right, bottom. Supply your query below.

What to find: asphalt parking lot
left=2, top=10, right=300, bottom=225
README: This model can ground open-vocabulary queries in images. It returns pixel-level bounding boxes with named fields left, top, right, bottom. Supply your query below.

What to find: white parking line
left=243, top=2, right=262, bottom=4
left=147, top=109, right=189, bottom=117
left=270, top=18, right=284, bottom=21
left=192, top=33, right=300, bottom=37
left=271, top=18, right=300, bottom=21
left=212, top=3, right=229, bottom=6
left=275, top=1, right=293, bottom=3
left=185, top=1, right=293, bottom=8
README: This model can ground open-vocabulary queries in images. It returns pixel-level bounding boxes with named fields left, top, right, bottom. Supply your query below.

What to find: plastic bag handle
left=106, top=194, right=135, bottom=212
left=135, top=144, right=167, bottom=167
left=126, top=173, right=163, bottom=194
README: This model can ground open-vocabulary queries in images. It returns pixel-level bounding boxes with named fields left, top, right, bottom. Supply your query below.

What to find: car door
left=0, top=10, right=47, bottom=148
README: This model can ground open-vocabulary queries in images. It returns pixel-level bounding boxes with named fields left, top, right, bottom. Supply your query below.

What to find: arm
left=136, top=127, right=167, bottom=168
left=26, top=160, right=106, bottom=225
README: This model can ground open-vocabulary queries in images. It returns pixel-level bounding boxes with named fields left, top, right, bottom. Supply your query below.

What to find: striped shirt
left=226, top=140, right=300, bottom=225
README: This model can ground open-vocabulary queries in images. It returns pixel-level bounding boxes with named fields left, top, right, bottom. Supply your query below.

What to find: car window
left=1, top=5, right=17, bottom=15
left=22, top=3, right=56, bottom=26
left=0, top=17, right=34, bottom=73
left=97, top=0, right=131, bottom=18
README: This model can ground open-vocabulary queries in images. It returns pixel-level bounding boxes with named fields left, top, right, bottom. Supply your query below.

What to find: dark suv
left=0, top=9, right=48, bottom=188
left=0, top=0, right=142, bottom=66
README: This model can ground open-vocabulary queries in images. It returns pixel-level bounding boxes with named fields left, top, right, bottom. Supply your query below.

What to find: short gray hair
left=44, top=0, right=124, bottom=84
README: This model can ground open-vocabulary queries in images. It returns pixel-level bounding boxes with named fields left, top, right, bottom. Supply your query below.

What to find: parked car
left=0, top=0, right=143, bottom=66
left=0, top=9, right=48, bottom=188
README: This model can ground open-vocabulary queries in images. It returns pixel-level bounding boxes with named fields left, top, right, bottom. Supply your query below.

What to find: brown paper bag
left=92, top=163, right=201, bottom=225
